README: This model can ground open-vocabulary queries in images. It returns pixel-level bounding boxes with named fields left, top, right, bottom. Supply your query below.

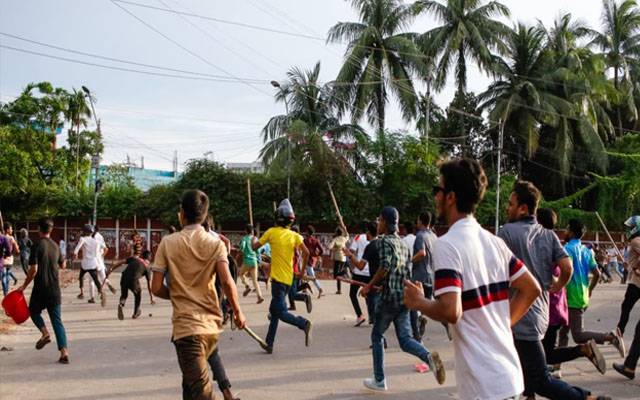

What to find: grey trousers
left=559, top=307, right=608, bottom=346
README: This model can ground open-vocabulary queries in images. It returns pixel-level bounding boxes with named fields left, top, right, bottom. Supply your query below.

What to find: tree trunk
left=614, top=67, right=623, bottom=138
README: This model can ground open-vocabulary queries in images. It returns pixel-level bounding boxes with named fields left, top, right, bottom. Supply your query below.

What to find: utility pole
left=82, top=86, right=101, bottom=227
left=495, top=119, right=505, bottom=234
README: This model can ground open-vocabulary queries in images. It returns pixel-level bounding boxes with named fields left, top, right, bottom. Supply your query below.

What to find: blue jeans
left=410, top=279, right=433, bottom=339
left=266, top=281, right=308, bottom=347
left=0, top=266, right=7, bottom=296
left=371, top=302, right=431, bottom=382
left=31, top=303, right=68, bottom=350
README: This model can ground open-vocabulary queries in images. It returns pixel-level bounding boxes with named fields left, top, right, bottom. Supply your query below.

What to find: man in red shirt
left=304, top=225, right=324, bottom=298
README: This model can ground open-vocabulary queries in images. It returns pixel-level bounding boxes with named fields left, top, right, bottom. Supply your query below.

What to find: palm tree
left=260, top=62, right=369, bottom=179
left=479, top=23, right=571, bottom=159
left=536, top=14, right=616, bottom=196
left=414, top=0, right=511, bottom=94
left=589, top=0, right=640, bottom=135
left=64, top=88, right=92, bottom=188
left=326, top=0, right=428, bottom=132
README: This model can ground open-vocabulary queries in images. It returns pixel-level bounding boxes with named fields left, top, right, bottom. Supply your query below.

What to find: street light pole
left=271, top=80, right=291, bottom=199
left=82, top=86, right=101, bottom=226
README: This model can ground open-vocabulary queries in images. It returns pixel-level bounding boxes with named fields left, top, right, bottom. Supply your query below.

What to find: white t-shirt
left=94, top=232, right=106, bottom=270
left=74, top=236, right=106, bottom=270
left=350, top=234, right=370, bottom=276
left=402, top=234, right=416, bottom=258
left=433, top=216, right=525, bottom=400
left=607, top=247, right=618, bottom=263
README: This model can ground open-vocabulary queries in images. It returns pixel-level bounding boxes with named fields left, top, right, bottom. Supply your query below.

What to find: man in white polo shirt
left=404, top=158, right=541, bottom=400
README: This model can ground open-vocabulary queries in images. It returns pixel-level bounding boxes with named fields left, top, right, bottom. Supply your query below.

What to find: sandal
left=35, top=336, right=51, bottom=350
left=58, top=355, right=69, bottom=364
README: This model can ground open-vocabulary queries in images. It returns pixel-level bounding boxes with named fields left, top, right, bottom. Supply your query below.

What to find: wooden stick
left=247, top=178, right=253, bottom=226
left=337, top=276, right=381, bottom=291
left=244, top=326, right=269, bottom=349
left=0, top=210, right=4, bottom=233
left=327, top=181, right=347, bottom=234
left=595, top=212, right=625, bottom=260
left=272, top=201, right=277, bottom=213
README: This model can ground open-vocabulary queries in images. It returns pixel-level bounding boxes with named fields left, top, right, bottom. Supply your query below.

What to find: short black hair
left=418, top=212, right=432, bottom=227
left=2, top=221, right=12, bottom=232
left=306, top=225, right=316, bottom=235
left=404, top=221, right=414, bottom=234
left=536, top=208, right=557, bottom=230
left=512, top=180, right=541, bottom=215
left=142, top=250, right=151, bottom=260
left=440, top=158, right=487, bottom=214
left=168, top=225, right=177, bottom=233
left=245, top=224, right=253, bottom=234
left=181, top=189, right=209, bottom=225
left=366, top=222, right=377, bottom=237
left=568, top=218, right=585, bottom=239
left=38, top=217, right=54, bottom=234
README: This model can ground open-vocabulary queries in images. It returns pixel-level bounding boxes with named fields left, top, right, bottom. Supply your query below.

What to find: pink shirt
left=548, top=266, right=569, bottom=326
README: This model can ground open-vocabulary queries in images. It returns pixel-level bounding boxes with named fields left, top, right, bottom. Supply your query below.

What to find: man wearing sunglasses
left=405, top=158, right=541, bottom=400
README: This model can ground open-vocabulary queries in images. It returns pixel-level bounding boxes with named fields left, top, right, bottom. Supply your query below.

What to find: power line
left=109, top=0, right=273, bottom=97
left=111, top=0, right=324, bottom=41
left=0, top=44, right=269, bottom=85
left=0, top=31, right=269, bottom=83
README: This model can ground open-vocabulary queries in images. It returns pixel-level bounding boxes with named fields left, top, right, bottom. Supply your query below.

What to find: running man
left=360, top=206, right=446, bottom=391
left=613, top=215, right=640, bottom=380
left=499, top=181, right=607, bottom=399
left=74, top=224, right=106, bottom=305
left=347, top=222, right=370, bottom=326
left=107, top=250, right=154, bottom=320
left=251, top=199, right=312, bottom=354
left=404, top=158, right=541, bottom=400
left=151, top=189, right=245, bottom=399
left=328, top=225, right=349, bottom=294
left=19, top=217, right=69, bottom=364
left=559, top=219, right=625, bottom=358
left=303, top=225, right=324, bottom=298
left=238, top=224, right=264, bottom=304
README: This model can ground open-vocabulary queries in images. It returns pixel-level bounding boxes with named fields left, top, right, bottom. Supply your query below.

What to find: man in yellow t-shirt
left=151, top=189, right=246, bottom=399
left=253, top=199, right=311, bottom=353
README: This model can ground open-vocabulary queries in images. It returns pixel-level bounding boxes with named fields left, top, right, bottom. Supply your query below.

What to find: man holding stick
left=360, top=206, right=446, bottom=391
left=252, top=199, right=312, bottom=354
left=151, top=189, right=245, bottom=399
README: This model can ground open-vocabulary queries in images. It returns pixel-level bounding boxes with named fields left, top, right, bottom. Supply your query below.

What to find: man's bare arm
left=19, top=264, right=38, bottom=292
left=550, top=257, right=573, bottom=293
left=216, top=259, right=246, bottom=329
left=151, top=271, right=170, bottom=300
left=404, top=280, right=462, bottom=324
left=510, top=270, right=541, bottom=326
left=411, top=249, right=426, bottom=264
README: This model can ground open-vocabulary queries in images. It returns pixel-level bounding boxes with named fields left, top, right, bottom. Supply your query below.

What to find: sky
left=1, top=0, right=604, bottom=171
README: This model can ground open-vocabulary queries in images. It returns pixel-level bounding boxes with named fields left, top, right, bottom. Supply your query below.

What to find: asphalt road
left=1, top=271, right=639, bottom=400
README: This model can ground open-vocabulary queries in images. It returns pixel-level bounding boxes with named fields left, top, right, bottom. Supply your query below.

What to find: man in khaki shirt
left=152, top=189, right=245, bottom=400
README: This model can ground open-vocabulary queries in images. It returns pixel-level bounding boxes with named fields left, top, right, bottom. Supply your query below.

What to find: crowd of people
left=2, top=157, right=640, bottom=400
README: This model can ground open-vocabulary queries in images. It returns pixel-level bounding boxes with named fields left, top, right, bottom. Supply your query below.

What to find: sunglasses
left=432, top=185, right=449, bottom=196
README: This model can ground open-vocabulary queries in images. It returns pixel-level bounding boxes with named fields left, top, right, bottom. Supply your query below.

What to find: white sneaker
left=363, top=377, right=387, bottom=391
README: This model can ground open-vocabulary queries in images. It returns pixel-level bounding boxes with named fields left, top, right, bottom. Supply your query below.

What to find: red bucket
left=2, top=290, right=30, bottom=324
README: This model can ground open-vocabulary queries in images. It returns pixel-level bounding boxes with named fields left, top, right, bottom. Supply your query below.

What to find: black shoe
left=419, top=315, right=428, bottom=338
left=304, top=320, right=312, bottom=347
left=613, top=362, right=635, bottom=380
left=262, top=344, right=273, bottom=354
left=305, top=295, right=313, bottom=313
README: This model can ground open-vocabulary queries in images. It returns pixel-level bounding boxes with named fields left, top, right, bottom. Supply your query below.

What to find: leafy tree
left=327, top=0, right=427, bottom=131
left=260, top=62, right=369, bottom=180
left=414, top=0, right=511, bottom=93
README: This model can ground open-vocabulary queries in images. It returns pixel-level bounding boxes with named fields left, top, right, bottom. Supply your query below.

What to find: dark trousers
left=514, top=339, right=590, bottom=399
left=410, top=282, right=433, bottom=339
left=559, top=308, right=608, bottom=346
left=79, top=269, right=102, bottom=291
left=30, top=303, right=67, bottom=350
left=618, top=284, right=640, bottom=335
left=624, top=316, right=640, bottom=370
left=173, top=334, right=217, bottom=400
left=350, top=274, right=370, bottom=318
left=288, top=277, right=309, bottom=307
left=20, top=255, right=29, bottom=275
left=265, top=281, right=308, bottom=347
left=207, top=348, right=231, bottom=392
left=542, top=324, right=583, bottom=365
left=333, top=260, right=346, bottom=292
left=119, top=278, right=141, bottom=314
